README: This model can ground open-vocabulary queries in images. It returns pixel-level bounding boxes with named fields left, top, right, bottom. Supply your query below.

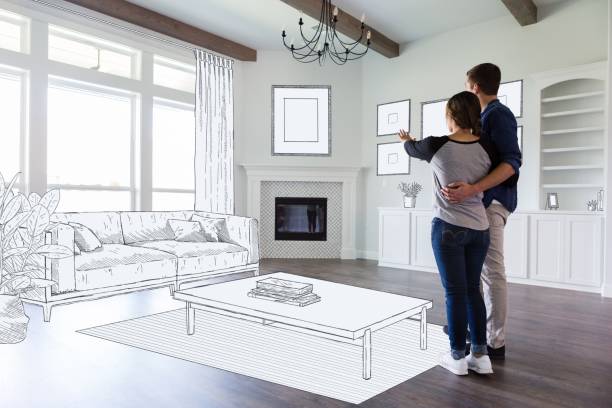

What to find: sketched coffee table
left=173, top=272, right=432, bottom=380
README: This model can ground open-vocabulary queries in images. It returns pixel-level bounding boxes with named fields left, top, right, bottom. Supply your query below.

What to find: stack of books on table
left=247, top=277, right=321, bottom=307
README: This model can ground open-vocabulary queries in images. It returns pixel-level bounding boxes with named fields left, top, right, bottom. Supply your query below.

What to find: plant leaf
left=36, top=244, right=73, bottom=259
left=17, top=193, right=31, bottom=212
left=27, top=205, right=50, bottom=237
left=1, top=173, right=19, bottom=209
left=28, top=192, right=41, bottom=206
left=3, top=212, right=30, bottom=239
left=27, top=278, right=56, bottom=289
left=39, top=189, right=60, bottom=214
left=0, top=195, right=22, bottom=224
left=3, top=247, right=29, bottom=258
left=11, top=276, right=31, bottom=291
left=0, top=171, right=5, bottom=199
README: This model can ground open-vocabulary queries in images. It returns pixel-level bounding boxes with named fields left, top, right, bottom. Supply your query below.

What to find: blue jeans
left=431, top=217, right=490, bottom=359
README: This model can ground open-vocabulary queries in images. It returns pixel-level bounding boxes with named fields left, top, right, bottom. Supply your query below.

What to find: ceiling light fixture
left=281, top=0, right=371, bottom=65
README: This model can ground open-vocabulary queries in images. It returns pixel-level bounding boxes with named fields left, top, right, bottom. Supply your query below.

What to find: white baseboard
left=355, top=250, right=378, bottom=260
left=602, top=284, right=612, bottom=298
left=340, top=248, right=356, bottom=260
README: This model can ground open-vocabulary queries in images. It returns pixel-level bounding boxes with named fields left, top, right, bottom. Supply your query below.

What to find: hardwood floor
left=2, top=259, right=611, bottom=408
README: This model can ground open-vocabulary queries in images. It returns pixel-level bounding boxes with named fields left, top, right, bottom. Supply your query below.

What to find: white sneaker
left=438, top=351, right=468, bottom=375
left=466, top=353, right=494, bottom=374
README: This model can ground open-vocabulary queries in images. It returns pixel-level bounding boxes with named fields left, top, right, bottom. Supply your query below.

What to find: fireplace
left=275, top=197, right=327, bottom=241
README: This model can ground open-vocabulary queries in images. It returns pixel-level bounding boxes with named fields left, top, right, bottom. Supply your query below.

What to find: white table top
left=175, top=272, right=432, bottom=339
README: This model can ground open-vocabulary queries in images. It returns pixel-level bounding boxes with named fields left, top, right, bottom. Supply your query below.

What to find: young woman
left=399, top=91, right=495, bottom=376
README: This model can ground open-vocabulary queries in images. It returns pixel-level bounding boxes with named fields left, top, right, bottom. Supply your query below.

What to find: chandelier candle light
left=282, top=0, right=371, bottom=64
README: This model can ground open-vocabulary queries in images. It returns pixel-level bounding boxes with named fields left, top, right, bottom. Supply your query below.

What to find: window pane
left=152, top=192, right=194, bottom=211
left=154, top=56, right=195, bottom=93
left=56, top=190, right=130, bottom=212
left=153, top=101, right=195, bottom=190
left=0, top=9, right=27, bottom=53
left=0, top=71, right=21, bottom=180
left=47, top=81, right=132, bottom=187
left=49, top=25, right=137, bottom=79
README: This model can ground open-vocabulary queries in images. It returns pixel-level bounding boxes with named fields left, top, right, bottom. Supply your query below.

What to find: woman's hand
left=398, top=129, right=415, bottom=142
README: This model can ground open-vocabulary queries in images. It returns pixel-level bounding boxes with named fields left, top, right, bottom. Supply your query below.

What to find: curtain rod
left=29, top=0, right=232, bottom=60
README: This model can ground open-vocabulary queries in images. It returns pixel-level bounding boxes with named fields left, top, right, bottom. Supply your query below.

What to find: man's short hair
left=466, top=63, right=501, bottom=95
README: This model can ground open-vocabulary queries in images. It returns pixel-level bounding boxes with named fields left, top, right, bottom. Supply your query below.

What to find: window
left=49, top=25, right=139, bottom=79
left=153, top=55, right=195, bottom=93
left=47, top=78, right=135, bottom=212
left=0, top=9, right=29, bottom=53
left=0, top=68, right=25, bottom=187
left=152, top=99, right=195, bottom=210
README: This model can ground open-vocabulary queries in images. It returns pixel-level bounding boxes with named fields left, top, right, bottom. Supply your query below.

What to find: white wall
left=358, top=0, right=608, bottom=256
left=604, top=0, right=612, bottom=298
left=233, top=50, right=363, bottom=216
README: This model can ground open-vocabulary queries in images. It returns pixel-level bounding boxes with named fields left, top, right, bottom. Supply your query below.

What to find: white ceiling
left=126, top=0, right=569, bottom=51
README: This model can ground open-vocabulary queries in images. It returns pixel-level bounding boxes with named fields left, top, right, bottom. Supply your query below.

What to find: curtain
left=194, top=50, right=234, bottom=214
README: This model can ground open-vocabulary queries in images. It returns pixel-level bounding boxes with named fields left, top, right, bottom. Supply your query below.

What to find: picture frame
left=421, top=98, right=449, bottom=139
left=377, top=141, right=410, bottom=176
left=546, top=192, right=559, bottom=210
left=377, top=99, right=411, bottom=136
left=272, top=85, right=331, bottom=156
left=498, top=79, right=523, bottom=118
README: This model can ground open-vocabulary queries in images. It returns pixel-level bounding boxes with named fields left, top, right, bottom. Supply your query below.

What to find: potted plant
left=0, top=172, right=73, bottom=344
left=398, top=181, right=423, bottom=208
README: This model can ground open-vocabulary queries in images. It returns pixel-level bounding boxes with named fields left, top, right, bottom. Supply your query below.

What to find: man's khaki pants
left=482, top=203, right=510, bottom=349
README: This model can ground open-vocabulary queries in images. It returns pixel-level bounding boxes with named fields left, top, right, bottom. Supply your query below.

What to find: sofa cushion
left=190, top=214, right=225, bottom=242
left=168, top=219, right=206, bottom=242
left=120, top=211, right=193, bottom=244
left=130, top=240, right=248, bottom=277
left=74, top=244, right=177, bottom=291
left=51, top=212, right=124, bottom=244
left=69, top=222, right=102, bottom=252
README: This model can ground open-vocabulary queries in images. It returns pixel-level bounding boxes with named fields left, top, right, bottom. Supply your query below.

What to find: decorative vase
left=403, top=195, right=416, bottom=208
left=0, top=294, right=29, bottom=344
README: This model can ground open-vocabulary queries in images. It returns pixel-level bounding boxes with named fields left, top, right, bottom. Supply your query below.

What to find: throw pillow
left=191, top=214, right=229, bottom=242
left=68, top=222, right=102, bottom=252
left=167, top=219, right=206, bottom=242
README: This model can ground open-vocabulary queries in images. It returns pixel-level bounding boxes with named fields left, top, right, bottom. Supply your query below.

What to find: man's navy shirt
left=480, top=99, right=522, bottom=212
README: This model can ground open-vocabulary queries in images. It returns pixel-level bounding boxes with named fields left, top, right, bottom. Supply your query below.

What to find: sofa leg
left=169, top=283, right=176, bottom=296
left=42, top=304, right=52, bottom=323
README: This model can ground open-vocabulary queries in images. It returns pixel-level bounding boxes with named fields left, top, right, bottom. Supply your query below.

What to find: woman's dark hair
left=446, top=91, right=482, bottom=136
left=466, top=63, right=501, bottom=95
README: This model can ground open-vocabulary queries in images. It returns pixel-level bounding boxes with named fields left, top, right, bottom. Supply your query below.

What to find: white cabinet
left=410, top=211, right=436, bottom=270
left=504, top=214, right=529, bottom=278
left=378, top=208, right=604, bottom=292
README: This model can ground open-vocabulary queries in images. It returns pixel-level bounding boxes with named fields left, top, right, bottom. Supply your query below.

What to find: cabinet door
left=379, top=212, right=410, bottom=266
left=504, top=215, right=529, bottom=278
left=529, top=215, right=565, bottom=282
left=565, top=216, right=603, bottom=287
left=410, top=211, right=436, bottom=270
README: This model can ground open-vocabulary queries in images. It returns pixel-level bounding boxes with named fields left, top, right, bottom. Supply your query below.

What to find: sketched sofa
left=21, top=211, right=259, bottom=322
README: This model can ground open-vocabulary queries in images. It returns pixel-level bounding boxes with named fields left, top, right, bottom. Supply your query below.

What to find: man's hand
left=441, top=182, right=480, bottom=203
left=398, top=129, right=415, bottom=142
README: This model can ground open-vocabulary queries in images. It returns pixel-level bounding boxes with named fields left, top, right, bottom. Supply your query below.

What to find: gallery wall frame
left=377, top=99, right=411, bottom=137
left=498, top=79, right=523, bottom=118
left=377, top=141, right=410, bottom=176
left=421, top=98, right=449, bottom=140
left=271, top=85, right=331, bottom=156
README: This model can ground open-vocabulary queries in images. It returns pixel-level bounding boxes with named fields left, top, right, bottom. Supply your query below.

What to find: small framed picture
left=498, top=80, right=523, bottom=118
left=377, top=141, right=410, bottom=176
left=421, top=98, right=449, bottom=139
left=377, top=99, right=410, bottom=136
left=546, top=192, right=559, bottom=210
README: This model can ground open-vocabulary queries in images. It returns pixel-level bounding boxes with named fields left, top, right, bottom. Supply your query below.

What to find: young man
left=441, top=63, right=522, bottom=360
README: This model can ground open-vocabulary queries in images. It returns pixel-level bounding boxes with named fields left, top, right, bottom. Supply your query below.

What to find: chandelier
left=281, top=0, right=371, bottom=65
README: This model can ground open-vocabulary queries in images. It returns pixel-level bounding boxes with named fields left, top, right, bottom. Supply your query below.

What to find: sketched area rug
left=78, top=309, right=446, bottom=404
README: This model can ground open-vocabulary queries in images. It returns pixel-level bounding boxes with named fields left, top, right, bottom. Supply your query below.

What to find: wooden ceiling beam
left=280, top=0, right=400, bottom=58
left=63, top=0, right=257, bottom=61
left=501, top=0, right=538, bottom=26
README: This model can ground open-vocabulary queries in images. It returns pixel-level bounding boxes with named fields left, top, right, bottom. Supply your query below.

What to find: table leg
left=420, top=306, right=427, bottom=350
left=187, top=302, right=195, bottom=335
left=362, top=328, right=372, bottom=380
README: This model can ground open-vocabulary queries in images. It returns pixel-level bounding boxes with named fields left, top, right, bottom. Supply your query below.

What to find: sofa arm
left=194, top=212, right=259, bottom=264
left=47, top=223, right=76, bottom=294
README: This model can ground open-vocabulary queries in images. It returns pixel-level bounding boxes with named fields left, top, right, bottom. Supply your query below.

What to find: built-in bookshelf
left=537, top=65, right=607, bottom=210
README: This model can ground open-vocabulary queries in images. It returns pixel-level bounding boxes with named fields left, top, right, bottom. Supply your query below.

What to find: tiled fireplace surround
left=241, top=165, right=362, bottom=259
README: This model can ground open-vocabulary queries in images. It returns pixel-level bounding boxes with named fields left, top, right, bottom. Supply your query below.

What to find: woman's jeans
left=431, top=217, right=490, bottom=359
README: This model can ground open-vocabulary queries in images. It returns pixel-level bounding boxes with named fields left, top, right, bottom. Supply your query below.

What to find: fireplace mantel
left=240, top=164, right=363, bottom=259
